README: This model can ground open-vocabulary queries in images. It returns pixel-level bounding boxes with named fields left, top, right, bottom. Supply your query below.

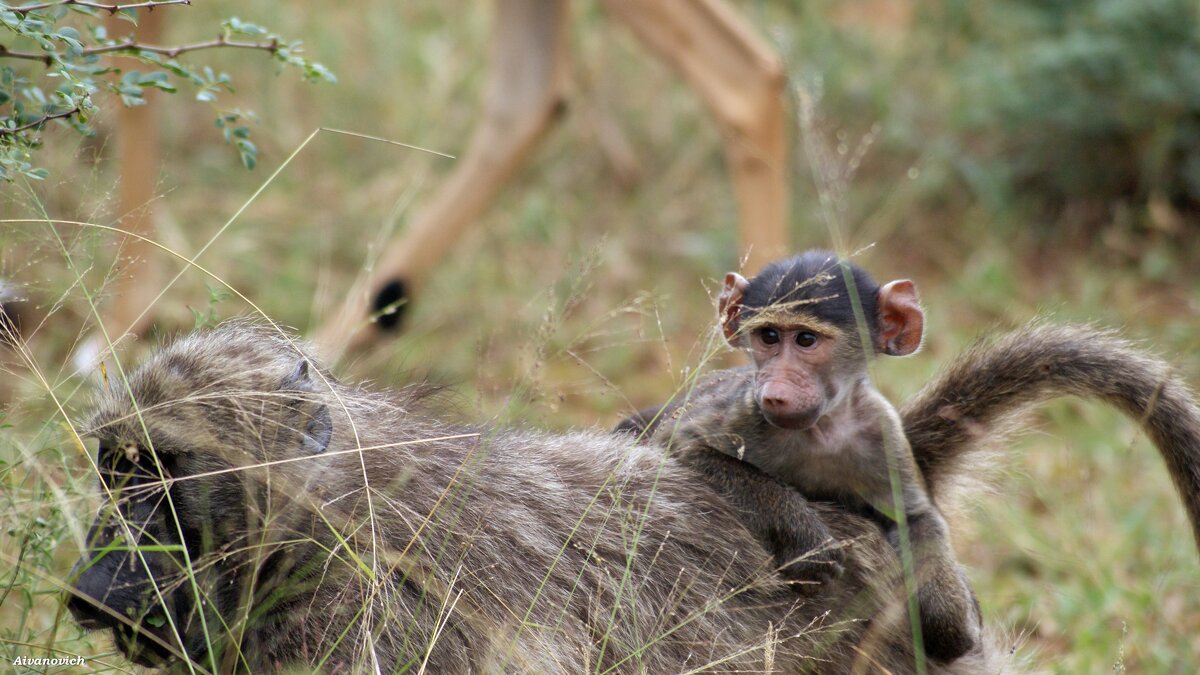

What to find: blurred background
left=3, top=0, right=1199, bottom=671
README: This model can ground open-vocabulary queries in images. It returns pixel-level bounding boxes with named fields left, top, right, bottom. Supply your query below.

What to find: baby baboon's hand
left=775, top=530, right=846, bottom=592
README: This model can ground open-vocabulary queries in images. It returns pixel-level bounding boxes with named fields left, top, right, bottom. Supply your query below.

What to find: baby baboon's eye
left=796, top=332, right=818, bottom=348
left=757, top=327, right=781, bottom=345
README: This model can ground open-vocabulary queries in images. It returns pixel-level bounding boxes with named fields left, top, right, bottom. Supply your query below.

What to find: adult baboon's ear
left=718, top=272, right=750, bottom=345
left=283, top=359, right=333, bottom=454
left=875, top=280, right=924, bottom=356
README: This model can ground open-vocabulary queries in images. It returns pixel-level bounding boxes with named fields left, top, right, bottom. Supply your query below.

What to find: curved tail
left=901, top=323, right=1200, bottom=552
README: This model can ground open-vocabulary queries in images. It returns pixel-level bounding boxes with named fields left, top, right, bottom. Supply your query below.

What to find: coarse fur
left=66, top=321, right=1005, bottom=673
left=623, top=319, right=1200, bottom=667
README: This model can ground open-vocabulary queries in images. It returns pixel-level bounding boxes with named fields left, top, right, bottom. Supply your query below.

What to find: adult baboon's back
left=67, top=322, right=994, bottom=673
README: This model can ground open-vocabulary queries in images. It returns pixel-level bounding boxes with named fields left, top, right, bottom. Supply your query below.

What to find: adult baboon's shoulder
left=67, top=322, right=999, bottom=673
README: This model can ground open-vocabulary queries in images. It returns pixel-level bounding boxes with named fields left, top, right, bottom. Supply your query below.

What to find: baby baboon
left=65, top=322, right=1002, bottom=673
left=623, top=251, right=981, bottom=662
left=621, top=256, right=1200, bottom=665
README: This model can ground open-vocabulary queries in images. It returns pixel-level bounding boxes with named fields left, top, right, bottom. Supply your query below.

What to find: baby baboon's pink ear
left=876, top=280, right=924, bottom=356
left=719, top=272, right=750, bottom=344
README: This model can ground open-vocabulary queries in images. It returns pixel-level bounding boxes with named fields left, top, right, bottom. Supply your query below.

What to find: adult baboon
left=66, top=322, right=999, bottom=673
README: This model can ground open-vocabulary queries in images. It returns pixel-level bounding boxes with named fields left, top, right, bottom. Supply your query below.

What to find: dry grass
left=2, top=1, right=1199, bottom=672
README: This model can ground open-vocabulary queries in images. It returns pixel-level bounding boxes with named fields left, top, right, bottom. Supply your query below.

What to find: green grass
left=3, top=0, right=1200, bottom=672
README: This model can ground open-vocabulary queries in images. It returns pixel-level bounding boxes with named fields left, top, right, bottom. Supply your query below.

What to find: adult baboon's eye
left=97, top=440, right=162, bottom=487
left=796, top=331, right=818, bottom=348
left=757, top=327, right=781, bottom=345
left=99, top=447, right=136, bottom=487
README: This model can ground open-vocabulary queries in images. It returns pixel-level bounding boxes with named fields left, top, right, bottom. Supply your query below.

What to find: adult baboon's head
left=66, top=324, right=335, bottom=668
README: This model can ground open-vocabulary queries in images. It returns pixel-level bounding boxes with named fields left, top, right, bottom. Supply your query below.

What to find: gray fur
left=903, top=322, right=1200, bottom=551
left=623, top=320, right=1200, bottom=669
left=627, top=253, right=980, bottom=662
left=641, top=367, right=982, bottom=662
left=66, top=322, right=1004, bottom=673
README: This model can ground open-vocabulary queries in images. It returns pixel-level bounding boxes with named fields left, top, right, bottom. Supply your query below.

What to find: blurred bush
left=941, top=0, right=1200, bottom=228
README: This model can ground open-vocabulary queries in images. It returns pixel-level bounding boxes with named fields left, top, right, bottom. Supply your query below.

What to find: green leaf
left=236, top=137, right=256, bottom=170
left=2, top=9, right=337, bottom=181
left=157, top=60, right=196, bottom=81
left=140, top=71, right=176, bottom=93
left=306, top=62, right=337, bottom=84
left=224, top=17, right=267, bottom=37
left=119, top=89, right=146, bottom=107
left=68, top=5, right=102, bottom=18
left=21, top=18, right=51, bottom=33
